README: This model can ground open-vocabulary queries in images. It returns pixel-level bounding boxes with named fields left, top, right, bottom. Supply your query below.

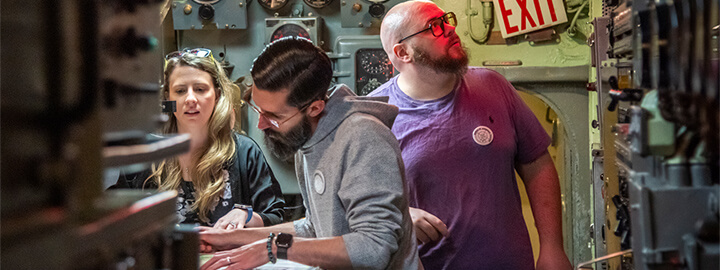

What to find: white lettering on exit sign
left=492, top=0, right=568, bottom=38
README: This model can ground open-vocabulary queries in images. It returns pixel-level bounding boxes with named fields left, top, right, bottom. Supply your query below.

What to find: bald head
left=380, top=1, right=441, bottom=55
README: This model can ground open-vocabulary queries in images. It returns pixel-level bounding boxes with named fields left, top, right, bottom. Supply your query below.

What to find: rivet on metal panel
left=358, top=22, right=363, bottom=27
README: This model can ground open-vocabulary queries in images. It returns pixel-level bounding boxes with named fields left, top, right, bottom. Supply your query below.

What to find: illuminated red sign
left=492, top=0, right=568, bottom=38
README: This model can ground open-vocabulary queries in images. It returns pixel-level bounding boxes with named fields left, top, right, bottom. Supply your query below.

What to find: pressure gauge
left=193, top=0, right=220, bottom=3
left=359, top=50, right=391, bottom=74
left=303, top=0, right=333, bottom=9
left=359, top=49, right=392, bottom=75
left=271, top=24, right=311, bottom=43
left=258, top=0, right=289, bottom=10
left=355, top=48, right=394, bottom=96
left=360, top=78, right=384, bottom=96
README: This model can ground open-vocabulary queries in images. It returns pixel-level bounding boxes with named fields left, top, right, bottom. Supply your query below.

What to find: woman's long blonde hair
left=150, top=53, right=237, bottom=223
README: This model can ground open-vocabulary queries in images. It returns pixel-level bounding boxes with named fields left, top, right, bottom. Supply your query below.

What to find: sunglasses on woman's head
left=165, top=48, right=213, bottom=60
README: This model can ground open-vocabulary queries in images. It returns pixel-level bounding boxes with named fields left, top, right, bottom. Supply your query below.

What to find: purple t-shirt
left=369, top=68, right=550, bottom=269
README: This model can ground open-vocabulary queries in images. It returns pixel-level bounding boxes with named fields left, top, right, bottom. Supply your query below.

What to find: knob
left=368, top=3, right=385, bottom=18
left=198, top=4, right=214, bottom=20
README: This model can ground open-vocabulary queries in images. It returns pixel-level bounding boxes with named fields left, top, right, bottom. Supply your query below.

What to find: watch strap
left=277, top=245, right=288, bottom=260
left=275, top=233, right=293, bottom=260
left=233, top=204, right=253, bottom=224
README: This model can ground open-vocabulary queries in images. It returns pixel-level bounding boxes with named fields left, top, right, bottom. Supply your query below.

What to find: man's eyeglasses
left=165, top=48, right=214, bottom=60
left=398, top=12, right=457, bottom=43
left=242, top=90, right=317, bottom=129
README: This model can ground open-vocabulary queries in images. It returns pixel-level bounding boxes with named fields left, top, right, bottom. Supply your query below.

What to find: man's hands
left=213, top=208, right=249, bottom=230
left=198, top=226, right=244, bottom=253
left=409, top=207, right=448, bottom=244
left=200, top=238, right=269, bottom=270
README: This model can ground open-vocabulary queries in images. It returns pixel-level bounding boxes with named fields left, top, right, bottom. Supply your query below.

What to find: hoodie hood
left=302, top=84, right=398, bottom=149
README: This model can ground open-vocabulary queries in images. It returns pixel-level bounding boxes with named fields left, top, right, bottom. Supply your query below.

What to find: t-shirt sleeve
left=500, top=74, right=551, bottom=164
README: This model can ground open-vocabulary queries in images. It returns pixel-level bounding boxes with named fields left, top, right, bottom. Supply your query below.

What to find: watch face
left=276, top=233, right=293, bottom=247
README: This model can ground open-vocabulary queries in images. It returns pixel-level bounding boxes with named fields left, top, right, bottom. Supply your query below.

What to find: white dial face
left=193, top=0, right=221, bottom=4
left=258, top=0, right=289, bottom=10
left=303, top=0, right=333, bottom=9
left=359, top=50, right=391, bottom=74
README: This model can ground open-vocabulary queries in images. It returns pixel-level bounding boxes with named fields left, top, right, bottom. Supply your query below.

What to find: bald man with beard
left=368, top=1, right=573, bottom=269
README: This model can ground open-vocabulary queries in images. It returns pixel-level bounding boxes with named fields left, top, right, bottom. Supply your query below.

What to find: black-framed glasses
left=165, top=48, right=214, bottom=60
left=398, top=12, right=457, bottom=43
left=242, top=90, right=318, bottom=129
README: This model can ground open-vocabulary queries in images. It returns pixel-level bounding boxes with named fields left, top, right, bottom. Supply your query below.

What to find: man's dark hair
left=251, top=37, right=332, bottom=107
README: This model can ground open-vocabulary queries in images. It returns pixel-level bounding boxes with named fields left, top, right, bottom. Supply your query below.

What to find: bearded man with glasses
left=198, top=37, right=420, bottom=270
left=368, top=1, right=572, bottom=269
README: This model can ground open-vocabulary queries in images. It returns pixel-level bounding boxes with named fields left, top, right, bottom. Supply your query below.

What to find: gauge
left=364, top=0, right=389, bottom=3
left=355, top=48, right=394, bottom=96
left=271, top=23, right=311, bottom=43
left=360, top=78, right=384, bottom=96
left=303, top=0, right=333, bottom=9
left=359, top=50, right=392, bottom=74
left=258, top=0, right=289, bottom=10
left=193, top=0, right=221, bottom=4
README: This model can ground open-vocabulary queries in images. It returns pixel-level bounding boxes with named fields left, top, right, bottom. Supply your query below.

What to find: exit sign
left=492, top=0, right=568, bottom=38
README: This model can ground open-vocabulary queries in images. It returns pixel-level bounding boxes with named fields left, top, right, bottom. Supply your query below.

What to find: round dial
left=258, top=0, right=289, bottom=10
left=271, top=24, right=311, bottom=43
left=359, top=50, right=392, bottom=74
left=365, top=0, right=389, bottom=3
left=303, top=0, right=333, bottom=9
left=360, top=78, right=383, bottom=96
left=193, top=0, right=220, bottom=4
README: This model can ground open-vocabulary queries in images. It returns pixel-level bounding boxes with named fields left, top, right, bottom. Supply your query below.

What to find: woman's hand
left=214, top=208, right=249, bottom=230
left=200, top=238, right=270, bottom=270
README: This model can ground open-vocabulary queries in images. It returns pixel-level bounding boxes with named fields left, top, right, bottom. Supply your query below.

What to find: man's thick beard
left=263, top=115, right=313, bottom=163
left=413, top=45, right=469, bottom=76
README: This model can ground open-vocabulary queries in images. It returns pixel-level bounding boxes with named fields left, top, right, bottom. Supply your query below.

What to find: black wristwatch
left=275, top=233, right=293, bottom=260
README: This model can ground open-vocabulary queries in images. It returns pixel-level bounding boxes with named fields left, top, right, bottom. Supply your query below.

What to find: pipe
left=575, top=249, right=633, bottom=270
left=567, top=0, right=589, bottom=37
left=467, top=0, right=493, bottom=44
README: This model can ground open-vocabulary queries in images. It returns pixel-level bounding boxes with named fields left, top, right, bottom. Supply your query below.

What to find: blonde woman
left=112, top=49, right=285, bottom=229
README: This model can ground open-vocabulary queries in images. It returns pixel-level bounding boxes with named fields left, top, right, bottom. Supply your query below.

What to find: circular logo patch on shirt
left=473, top=126, right=494, bottom=146
left=313, top=171, right=325, bottom=195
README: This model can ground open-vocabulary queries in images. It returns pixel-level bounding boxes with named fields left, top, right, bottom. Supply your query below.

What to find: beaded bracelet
left=267, top=233, right=277, bottom=264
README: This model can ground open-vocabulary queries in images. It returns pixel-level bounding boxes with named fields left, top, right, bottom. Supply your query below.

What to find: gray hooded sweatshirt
left=292, top=84, right=420, bottom=270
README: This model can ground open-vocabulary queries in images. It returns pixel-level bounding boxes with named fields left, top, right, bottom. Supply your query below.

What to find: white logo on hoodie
left=313, top=171, right=325, bottom=194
